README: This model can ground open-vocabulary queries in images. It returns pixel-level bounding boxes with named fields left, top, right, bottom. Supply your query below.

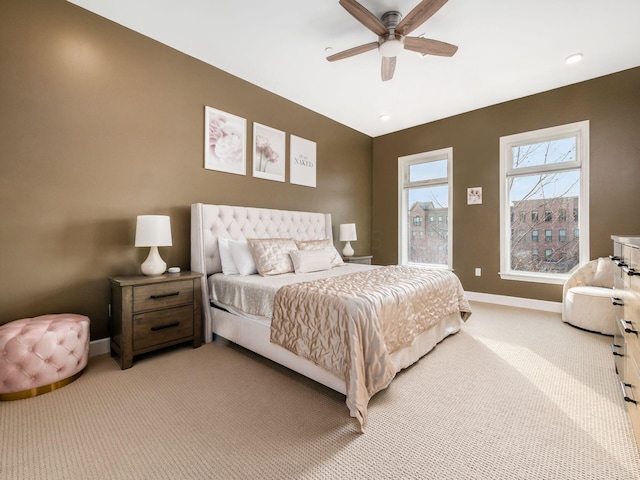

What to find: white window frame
left=499, top=120, right=590, bottom=284
left=398, top=147, right=453, bottom=269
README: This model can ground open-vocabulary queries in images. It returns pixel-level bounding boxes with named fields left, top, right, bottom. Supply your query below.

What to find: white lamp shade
left=135, top=215, right=172, bottom=247
left=339, top=223, right=357, bottom=242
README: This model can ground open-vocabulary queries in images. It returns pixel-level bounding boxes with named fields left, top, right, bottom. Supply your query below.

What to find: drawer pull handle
left=150, top=292, right=180, bottom=299
left=611, top=298, right=624, bottom=306
left=620, top=381, right=637, bottom=404
left=151, top=322, right=180, bottom=331
left=610, top=255, right=622, bottom=262
left=611, top=343, right=624, bottom=357
left=623, top=266, right=640, bottom=276
left=619, top=318, right=639, bottom=335
left=615, top=260, right=628, bottom=267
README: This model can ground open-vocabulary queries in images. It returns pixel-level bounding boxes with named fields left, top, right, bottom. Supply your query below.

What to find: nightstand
left=109, top=271, right=202, bottom=369
left=342, top=255, right=373, bottom=265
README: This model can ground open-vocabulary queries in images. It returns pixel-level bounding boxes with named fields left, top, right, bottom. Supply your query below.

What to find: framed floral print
left=252, top=122, right=285, bottom=182
left=204, top=106, right=246, bottom=175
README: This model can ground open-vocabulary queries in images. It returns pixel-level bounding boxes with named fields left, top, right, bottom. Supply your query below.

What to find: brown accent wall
left=373, top=67, right=640, bottom=302
left=0, top=0, right=372, bottom=338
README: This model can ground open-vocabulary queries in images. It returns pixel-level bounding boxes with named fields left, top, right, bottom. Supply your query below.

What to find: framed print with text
left=290, top=135, right=316, bottom=188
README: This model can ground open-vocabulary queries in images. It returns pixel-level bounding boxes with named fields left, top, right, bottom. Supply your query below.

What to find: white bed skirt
left=209, top=305, right=463, bottom=395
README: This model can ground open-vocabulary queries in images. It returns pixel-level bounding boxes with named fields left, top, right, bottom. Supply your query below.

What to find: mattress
left=208, top=263, right=375, bottom=320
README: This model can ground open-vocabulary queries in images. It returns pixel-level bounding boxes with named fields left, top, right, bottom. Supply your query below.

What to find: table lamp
left=135, top=215, right=172, bottom=276
left=339, top=223, right=357, bottom=257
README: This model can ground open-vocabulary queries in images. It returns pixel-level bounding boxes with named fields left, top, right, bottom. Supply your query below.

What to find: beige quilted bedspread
left=270, top=265, right=471, bottom=430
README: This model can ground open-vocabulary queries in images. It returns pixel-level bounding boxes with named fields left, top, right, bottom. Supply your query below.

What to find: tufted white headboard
left=190, top=203, right=334, bottom=341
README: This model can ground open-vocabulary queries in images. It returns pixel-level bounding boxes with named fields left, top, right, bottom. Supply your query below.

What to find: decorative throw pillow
left=289, top=249, right=332, bottom=274
left=591, top=257, right=615, bottom=288
left=228, top=239, right=257, bottom=276
left=295, top=238, right=344, bottom=267
left=218, top=237, right=239, bottom=275
left=247, top=238, right=298, bottom=276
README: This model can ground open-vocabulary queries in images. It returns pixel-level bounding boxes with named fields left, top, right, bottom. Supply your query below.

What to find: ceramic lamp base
left=141, top=246, right=167, bottom=276
left=342, top=241, right=354, bottom=257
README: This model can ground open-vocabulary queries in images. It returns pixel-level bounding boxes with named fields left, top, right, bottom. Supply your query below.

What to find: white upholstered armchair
left=562, top=258, right=617, bottom=335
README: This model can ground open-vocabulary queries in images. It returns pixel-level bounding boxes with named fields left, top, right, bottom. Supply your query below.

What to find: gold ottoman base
left=0, top=367, right=86, bottom=401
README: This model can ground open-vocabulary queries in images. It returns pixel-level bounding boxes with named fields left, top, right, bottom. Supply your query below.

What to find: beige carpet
left=2, top=302, right=640, bottom=479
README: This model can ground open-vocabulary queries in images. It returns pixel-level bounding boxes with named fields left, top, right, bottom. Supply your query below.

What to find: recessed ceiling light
left=325, top=47, right=334, bottom=53
left=380, top=114, right=391, bottom=121
left=565, top=53, right=583, bottom=65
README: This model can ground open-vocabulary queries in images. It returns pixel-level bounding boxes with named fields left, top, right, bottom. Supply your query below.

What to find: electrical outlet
left=475, top=268, right=481, bottom=277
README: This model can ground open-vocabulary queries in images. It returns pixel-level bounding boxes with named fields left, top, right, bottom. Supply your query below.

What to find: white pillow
left=591, top=257, right=615, bottom=288
left=218, top=237, right=239, bottom=275
left=228, top=239, right=257, bottom=276
left=289, top=249, right=332, bottom=274
left=295, top=238, right=344, bottom=267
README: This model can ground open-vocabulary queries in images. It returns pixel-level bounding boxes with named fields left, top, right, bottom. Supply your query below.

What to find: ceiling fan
left=327, top=0, right=458, bottom=81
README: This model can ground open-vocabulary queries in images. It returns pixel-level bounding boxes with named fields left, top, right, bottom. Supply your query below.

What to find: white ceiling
left=67, top=0, right=640, bottom=137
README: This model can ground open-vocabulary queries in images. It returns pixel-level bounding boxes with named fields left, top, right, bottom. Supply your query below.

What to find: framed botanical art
left=204, top=106, right=246, bottom=175
left=252, top=122, right=285, bottom=182
left=467, top=187, right=482, bottom=205
left=290, top=135, right=316, bottom=188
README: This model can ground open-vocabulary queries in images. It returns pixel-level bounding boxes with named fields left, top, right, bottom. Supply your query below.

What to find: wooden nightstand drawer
left=133, top=305, right=194, bottom=351
left=133, top=280, right=194, bottom=312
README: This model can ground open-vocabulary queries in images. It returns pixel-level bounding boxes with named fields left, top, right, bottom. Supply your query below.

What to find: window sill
left=499, top=271, right=568, bottom=285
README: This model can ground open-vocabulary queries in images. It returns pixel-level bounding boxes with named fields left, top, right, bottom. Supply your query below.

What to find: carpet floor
left=2, top=301, right=640, bottom=479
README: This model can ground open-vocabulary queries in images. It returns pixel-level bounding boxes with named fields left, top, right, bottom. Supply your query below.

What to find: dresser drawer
left=133, top=305, right=194, bottom=351
left=133, top=280, right=194, bottom=312
left=624, top=354, right=640, bottom=449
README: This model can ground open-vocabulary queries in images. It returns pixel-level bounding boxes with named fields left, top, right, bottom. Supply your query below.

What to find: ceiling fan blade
left=404, top=37, right=458, bottom=56
left=396, top=0, right=449, bottom=35
left=381, top=56, right=396, bottom=81
left=326, top=42, right=379, bottom=62
left=339, top=0, right=388, bottom=36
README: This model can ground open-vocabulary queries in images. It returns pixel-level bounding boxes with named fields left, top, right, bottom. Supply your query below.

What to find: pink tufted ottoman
left=0, top=314, right=89, bottom=401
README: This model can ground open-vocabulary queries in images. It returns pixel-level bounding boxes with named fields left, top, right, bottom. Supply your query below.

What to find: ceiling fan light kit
left=379, top=37, right=404, bottom=58
left=328, top=0, right=458, bottom=81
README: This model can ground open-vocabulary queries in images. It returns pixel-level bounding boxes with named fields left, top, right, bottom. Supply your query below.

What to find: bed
left=190, top=203, right=471, bottom=430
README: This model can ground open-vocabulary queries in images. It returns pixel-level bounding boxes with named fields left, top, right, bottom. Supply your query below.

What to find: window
left=500, top=121, right=589, bottom=284
left=532, top=230, right=539, bottom=242
left=413, top=215, right=422, bottom=226
left=399, top=148, right=453, bottom=268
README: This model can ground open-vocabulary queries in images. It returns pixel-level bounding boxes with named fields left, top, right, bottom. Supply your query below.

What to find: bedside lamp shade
left=135, top=215, right=172, bottom=276
left=339, top=223, right=357, bottom=257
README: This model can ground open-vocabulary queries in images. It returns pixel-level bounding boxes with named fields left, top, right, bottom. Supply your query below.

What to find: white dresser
left=611, top=235, right=640, bottom=452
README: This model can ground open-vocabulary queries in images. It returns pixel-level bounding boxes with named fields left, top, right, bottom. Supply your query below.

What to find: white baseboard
left=89, top=338, right=110, bottom=357
left=465, top=291, right=562, bottom=313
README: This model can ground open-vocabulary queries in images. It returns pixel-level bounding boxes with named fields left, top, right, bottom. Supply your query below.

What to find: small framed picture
left=252, top=123, right=285, bottom=182
left=467, top=187, right=482, bottom=205
left=290, top=135, right=316, bottom=188
left=204, top=106, right=247, bottom=175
